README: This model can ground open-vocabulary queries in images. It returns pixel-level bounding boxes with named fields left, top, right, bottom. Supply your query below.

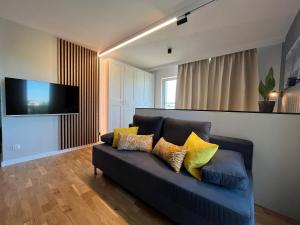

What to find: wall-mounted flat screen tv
left=5, top=77, right=79, bottom=116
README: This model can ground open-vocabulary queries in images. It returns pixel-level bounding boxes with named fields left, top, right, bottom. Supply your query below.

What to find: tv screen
left=5, top=77, right=79, bottom=115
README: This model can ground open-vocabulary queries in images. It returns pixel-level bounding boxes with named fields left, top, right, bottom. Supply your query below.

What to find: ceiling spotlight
left=177, top=12, right=190, bottom=26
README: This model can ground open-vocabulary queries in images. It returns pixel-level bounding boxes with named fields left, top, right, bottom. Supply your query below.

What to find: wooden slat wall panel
left=57, top=39, right=100, bottom=149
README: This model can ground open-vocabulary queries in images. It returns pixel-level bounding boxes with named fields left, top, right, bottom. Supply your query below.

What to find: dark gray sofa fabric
left=209, top=135, right=253, bottom=170
left=162, top=118, right=211, bottom=145
left=202, top=150, right=249, bottom=190
left=93, top=143, right=254, bottom=225
left=133, top=115, right=164, bottom=146
left=100, top=132, right=113, bottom=145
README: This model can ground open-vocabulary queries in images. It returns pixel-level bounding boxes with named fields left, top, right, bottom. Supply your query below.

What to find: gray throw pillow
left=202, top=150, right=248, bottom=190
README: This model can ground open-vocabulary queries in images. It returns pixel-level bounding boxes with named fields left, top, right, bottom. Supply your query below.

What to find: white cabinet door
left=123, top=106, right=134, bottom=127
left=149, top=73, right=155, bottom=107
left=123, top=65, right=134, bottom=127
left=144, top=72, right=154, bottom=107
left=134, top=69, right=145, bottom=108
left=123, top=65, right=134, bottom=107
left=109, top=60, right=123, bottom=103
left=108, top=59, right=155, bottom=131
left=109, top=105, right=122, bottom=132
left=108, top=60, right=123, bottom=131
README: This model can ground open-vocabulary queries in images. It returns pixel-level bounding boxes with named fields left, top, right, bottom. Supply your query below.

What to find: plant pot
left=258, top=101, right=275, bottom=113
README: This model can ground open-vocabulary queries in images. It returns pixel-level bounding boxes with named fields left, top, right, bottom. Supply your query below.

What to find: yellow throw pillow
left=112, top=127, right=139, bottom=148
left=117, top=133, right=153, bottom=152
left=152, top=137, right=187, bottom=173
left=184, top=132, right=218, bottom=180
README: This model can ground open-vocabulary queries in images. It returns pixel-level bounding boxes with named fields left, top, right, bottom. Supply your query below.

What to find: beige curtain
left=281, top=88, right=300, bottom=113
left=175, top=49, right=259, bottom=111
left=175, top=59, right=209, bottom=109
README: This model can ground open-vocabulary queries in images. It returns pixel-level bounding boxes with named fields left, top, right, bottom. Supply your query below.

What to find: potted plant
left=258, top=67, right=276, bottom=113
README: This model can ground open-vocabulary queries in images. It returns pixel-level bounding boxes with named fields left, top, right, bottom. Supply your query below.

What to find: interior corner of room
left=0, top=0, right=300, bottom=225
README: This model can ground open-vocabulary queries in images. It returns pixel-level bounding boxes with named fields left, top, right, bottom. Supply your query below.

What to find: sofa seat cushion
left=162, top=118, right=211, bottom=146
left=93, top=144, right=253, bottom=225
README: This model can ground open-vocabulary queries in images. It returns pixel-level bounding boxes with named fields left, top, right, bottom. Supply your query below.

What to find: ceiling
left=0, top=0, right=299, bottom=70
left=107, top=0, right=300, bottom=70
left=0, top=0, right=199, bottom=51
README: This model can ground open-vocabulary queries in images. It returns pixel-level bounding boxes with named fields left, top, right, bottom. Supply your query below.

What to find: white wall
left=152, top=65, right=178, bottom=108
left=257, top=43, right=282, bottom=111
left=0, top=18, right=59, bottom=162
left=136, top=108, right=300, bottom=222
left=257, top=44, right=282, bottom=91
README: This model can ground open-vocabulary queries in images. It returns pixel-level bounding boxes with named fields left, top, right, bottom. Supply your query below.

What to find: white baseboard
left=0, top=142, right=100, bottom=167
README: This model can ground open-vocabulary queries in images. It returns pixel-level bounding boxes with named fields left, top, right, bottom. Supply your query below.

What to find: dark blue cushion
left=202, top=150, right=249, bottom=190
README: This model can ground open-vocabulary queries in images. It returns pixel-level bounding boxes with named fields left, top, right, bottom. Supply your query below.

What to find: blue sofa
left=92, top=116, right=254, bottom=225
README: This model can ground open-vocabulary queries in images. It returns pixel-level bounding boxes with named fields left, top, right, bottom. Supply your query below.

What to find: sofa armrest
left=209, top=135, right=253, bottom=171
left=101, top=132, right=114, bottom=145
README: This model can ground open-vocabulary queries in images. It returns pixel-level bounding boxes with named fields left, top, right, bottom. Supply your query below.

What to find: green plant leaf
left=264, top=67, right=275, bottom=93
left=259, top=80, right=268, bottom=100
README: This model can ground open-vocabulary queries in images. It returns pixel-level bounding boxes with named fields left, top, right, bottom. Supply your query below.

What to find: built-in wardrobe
left=100, top=58, right=154, bottom=132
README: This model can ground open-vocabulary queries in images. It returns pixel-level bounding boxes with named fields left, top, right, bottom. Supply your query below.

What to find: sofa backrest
left=131, top=115, right=253, bottom=171
left=133, top=115, right=164, bottom=146
left=162, top=117, right=211, bottom=146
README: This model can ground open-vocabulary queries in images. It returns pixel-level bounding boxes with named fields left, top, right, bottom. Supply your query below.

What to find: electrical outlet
left=11, top=144, right=21, bottom=151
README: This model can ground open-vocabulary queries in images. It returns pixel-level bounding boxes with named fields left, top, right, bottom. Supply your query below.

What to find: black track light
left=177, top=12, right=190, bottom=26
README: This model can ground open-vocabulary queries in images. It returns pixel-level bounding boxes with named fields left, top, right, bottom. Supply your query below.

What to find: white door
left=144, top=72, right=154, bottom=107
left=123, top=65, right=135, bottom=127
left=149, top=73, right=155, bottom=107
left=108, top=60, right=123, bottom=131
left=134, top=69, right=145, bottom=108
left=109, top=105, right=122, bottom=131
left=108, top=60, right=155, bottom=131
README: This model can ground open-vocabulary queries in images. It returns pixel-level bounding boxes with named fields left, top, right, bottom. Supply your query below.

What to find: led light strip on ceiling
left=98, top=18, right=177, bottom=57
left=98, top=0, right=215, bottom=57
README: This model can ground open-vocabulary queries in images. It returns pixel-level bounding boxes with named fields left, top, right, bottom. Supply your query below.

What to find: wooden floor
left=0, top=148, right=299, bottom=225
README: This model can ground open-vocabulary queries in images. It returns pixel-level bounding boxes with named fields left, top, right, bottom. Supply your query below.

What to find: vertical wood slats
left=57, top=39, right=99, bottom=149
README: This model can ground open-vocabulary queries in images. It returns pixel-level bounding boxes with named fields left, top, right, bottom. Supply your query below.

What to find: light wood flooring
left=0, top=147, right=299, bottom=225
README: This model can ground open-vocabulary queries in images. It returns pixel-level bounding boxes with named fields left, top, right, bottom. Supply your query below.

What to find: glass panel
left=163, top=79, right=176, bottom=109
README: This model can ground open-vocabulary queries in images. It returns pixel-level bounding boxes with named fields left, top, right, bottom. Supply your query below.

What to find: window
left=162, top=77, right=177, bottom=109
